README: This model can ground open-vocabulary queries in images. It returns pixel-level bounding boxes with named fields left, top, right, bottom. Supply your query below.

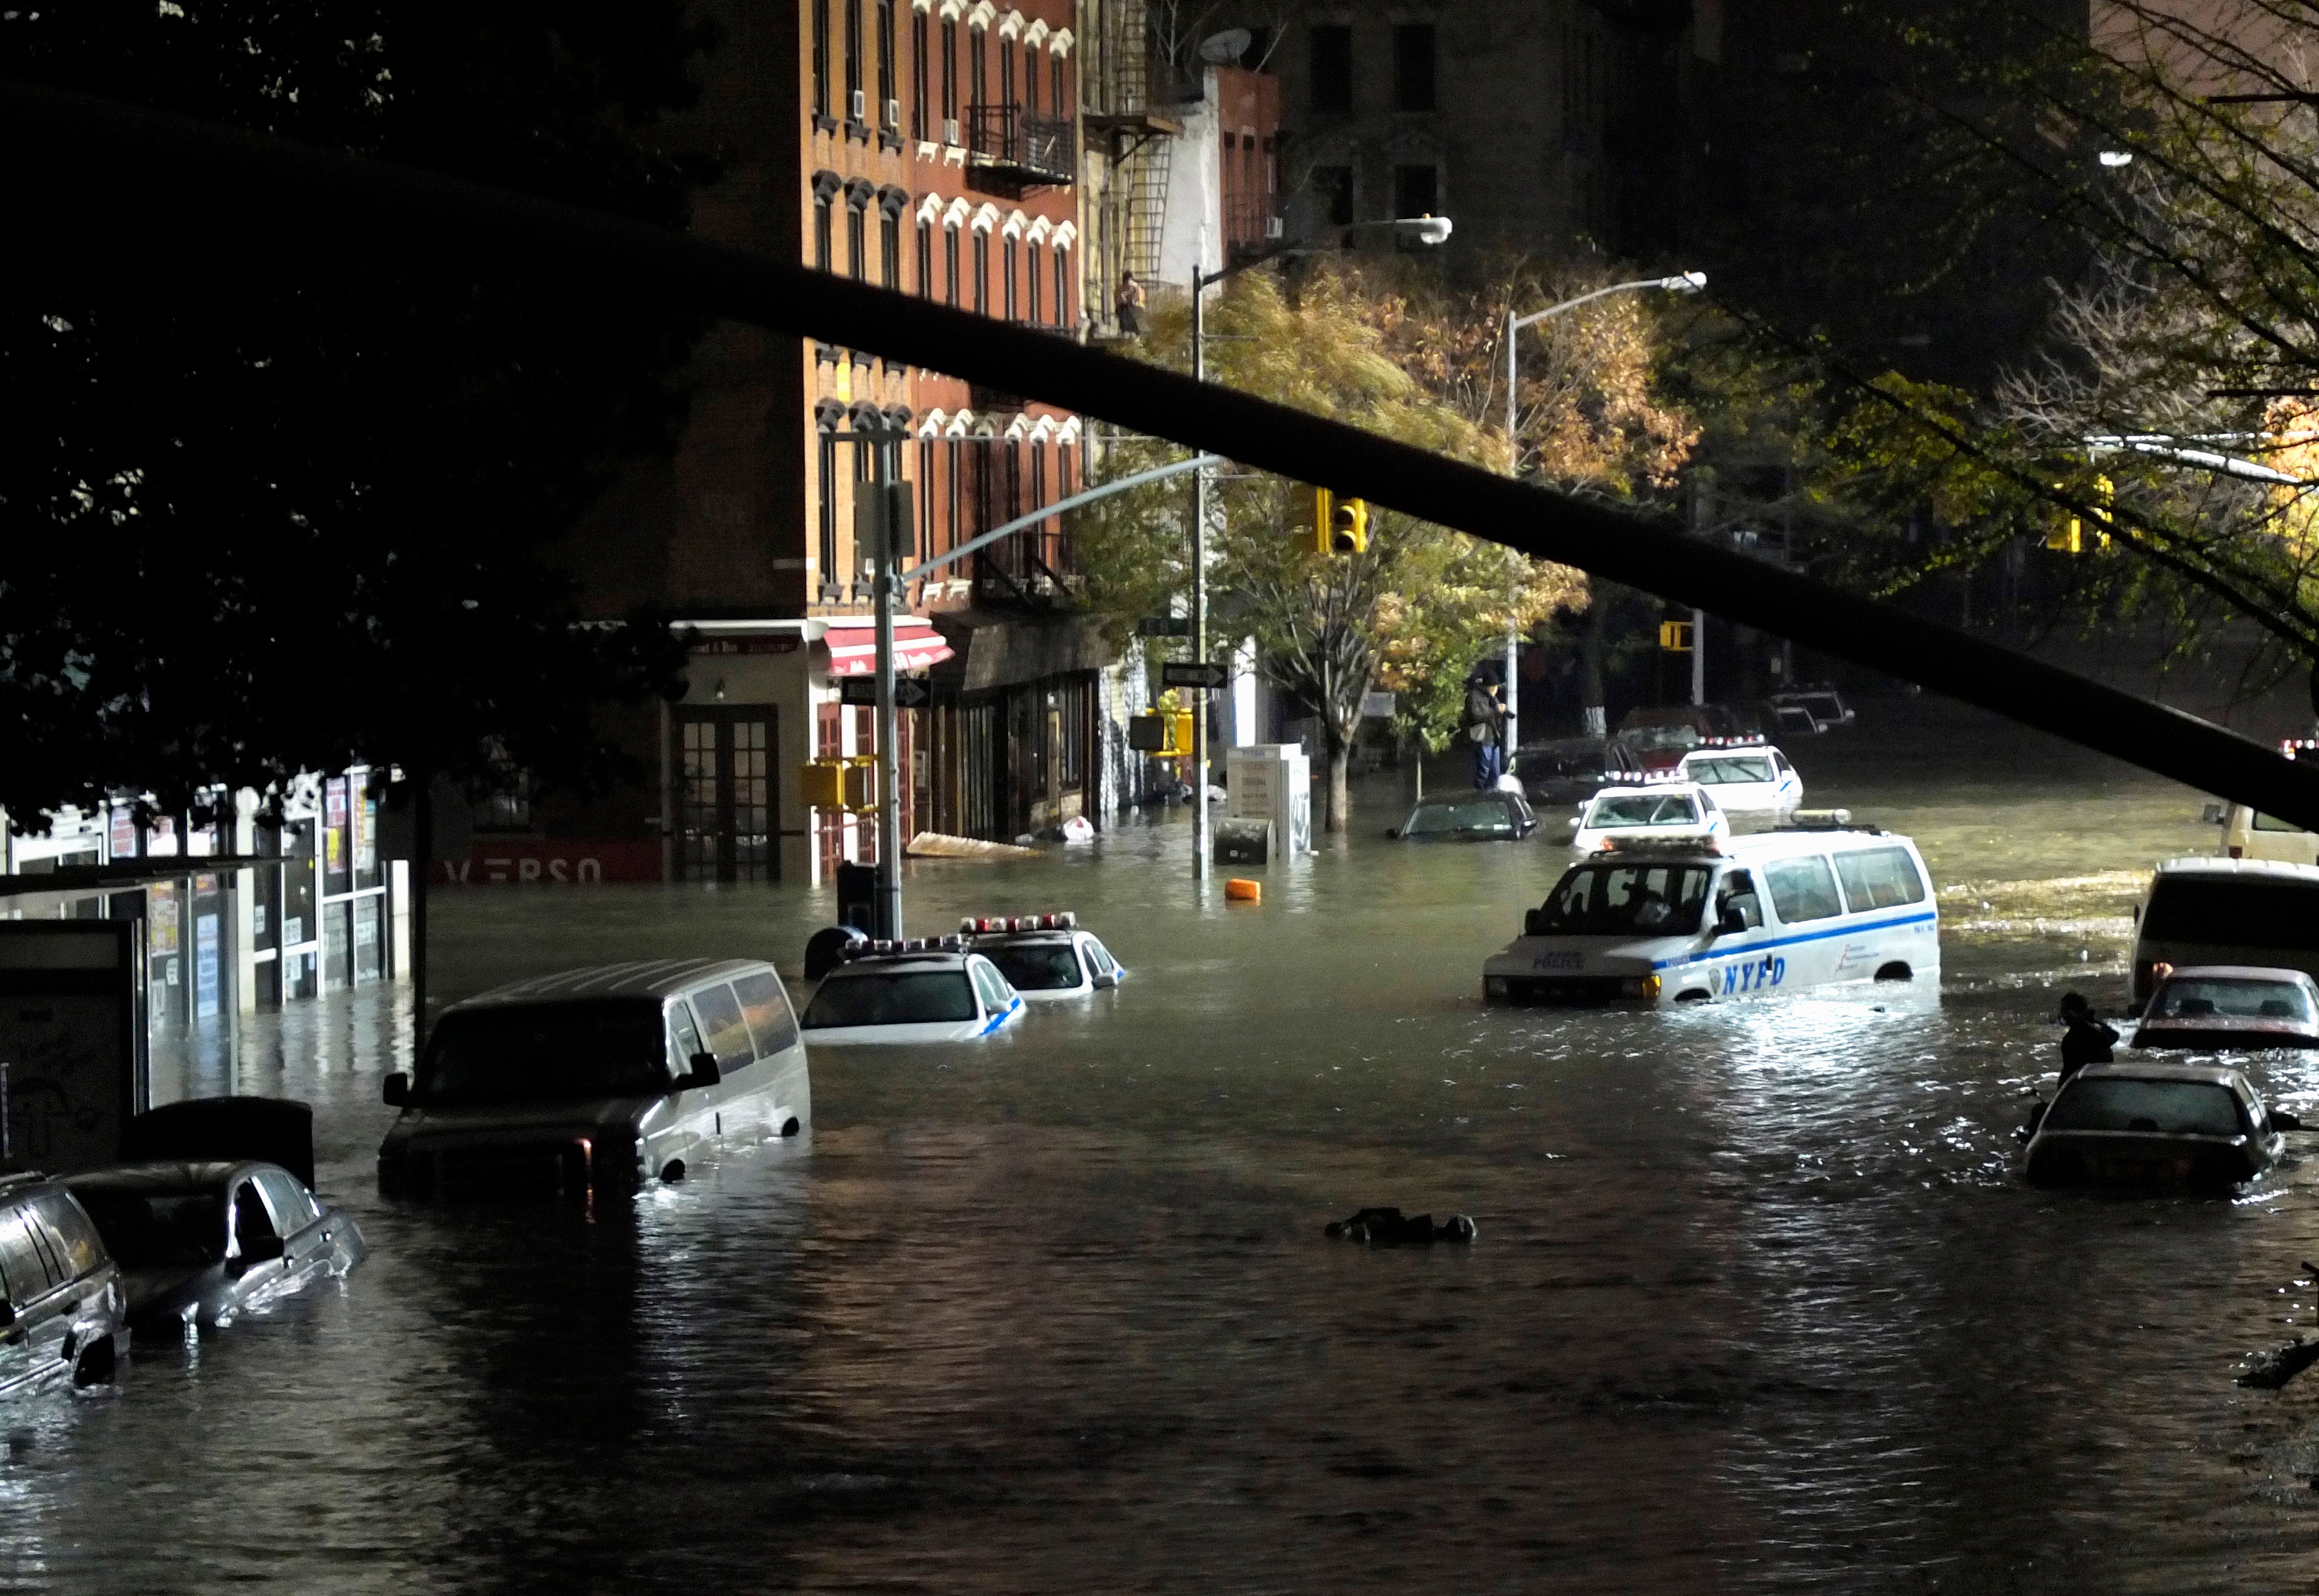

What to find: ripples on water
left=13, top=702, right=2319, bottom=1593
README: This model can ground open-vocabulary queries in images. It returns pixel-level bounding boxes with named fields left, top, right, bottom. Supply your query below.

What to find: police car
left=957, top=913, right=1128, bottom=1001
left=1566, top=780, right=1730, bottom=853
left=1484, top=821, right=1939, bottom=1007
left=798, top=938, right=1024, bottom=1044
left=1676, top=737, right=1803, bottom=821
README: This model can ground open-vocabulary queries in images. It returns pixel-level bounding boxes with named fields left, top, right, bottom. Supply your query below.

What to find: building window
left=941, top=18, right=958, bottom=133
left=973, top=229, right=990, bottom=314
left=1025, top=46, right=1039, bottom=114
left=877, top=0, right=897, bottom=127
left=1026, top=239, right=1042, bottom=325
left=916, top=218, right=934, bottom=295
left=1003, top=233, right=1018, bottom=319
left=1313, top=164, right=1355, bottom=226
left=813, top=0, right=831, bottom=121
left=1309, top=24, right=1352, bottom=114
left=1053, top=245, right=1069, bottom=329
left=880, top=206, right=902, bottom=288
left=847, top=195, right=867, bottom=278
left=944, top=223, right=961, bottom=305
left=1000, top=34, right=1017, bottom=109
left=1392, top=24, right=1436, bottom=112
left=1050, top=50, right=1065, bottom=115
left=813, top=189, right=834, bottom=270
left=912, top=10, right=929, bottom=138
left=970, top=23, right=987, bottom=112
left=844, top=0, right=863, bottom=119
left=1393, top=164, right=1437, bottom=220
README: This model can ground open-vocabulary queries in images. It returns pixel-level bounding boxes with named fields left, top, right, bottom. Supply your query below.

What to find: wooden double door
left=673, top=707, right=777, bottom=883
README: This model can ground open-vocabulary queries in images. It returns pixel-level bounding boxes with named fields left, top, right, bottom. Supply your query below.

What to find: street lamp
left=1499, top=270, right=1706, bottom=743
left=1184, top=214, right=1453, bottom=880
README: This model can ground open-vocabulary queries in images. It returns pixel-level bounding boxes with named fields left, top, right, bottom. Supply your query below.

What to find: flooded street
left=16, top=700, right=2319, bottom=1593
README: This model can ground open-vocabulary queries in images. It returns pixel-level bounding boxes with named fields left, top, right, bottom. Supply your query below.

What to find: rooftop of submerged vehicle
left=1394, top=789, right=1536, bottom=840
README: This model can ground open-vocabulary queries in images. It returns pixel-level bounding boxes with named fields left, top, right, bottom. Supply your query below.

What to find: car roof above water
left=2068, top=1061, right=2252, bottom=1091
left=2153, top=857, right=2319, bottom=884
left=825, top=951, right=975, bottom=974
left=454, top=959, right=778, bottom=1010
left=64, top=1160, right=250, bottom=1196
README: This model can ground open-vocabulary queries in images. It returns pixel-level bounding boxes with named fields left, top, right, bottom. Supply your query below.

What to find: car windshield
left=1404, top=798, right=1517, bottom=836
left=802, top=970, right=978, bottom=1027
left=74, top=1190, right=226, bottom=1268
left=1687, top=757, right=1775, bottom=785
left=420, top=1001, right=669, bottom=1105
left=2149, top=978, right=2313, bottom=1023
left=1621, top=723, right=1700, bottom=752
left=2253, top=812, right=2309, bottom=833
left=984, top=944, right=1084, bottom=991
left=1535, top=863, right=1715, bottom=936
left=1587, top=793, right=1700, bottom=828
left=2044, top=1078, right=2246, bottom=1138
left=2143, top=878, right=2319, bottom=950
left=1796, top=694, right=1843, bottom=718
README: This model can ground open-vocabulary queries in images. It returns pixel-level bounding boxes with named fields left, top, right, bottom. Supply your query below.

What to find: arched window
left=940, top=19, right=958, bottom=134
left=879, top=203, right=903, bottom=289
left=915, top=217, right=933, bottom=297
left=846, top=191, right=867, bottom=278
left=972, top=228, right=990, bottom=314
left=946, top=437, right=964, bottom=551
left=1002, top=233, right=1018, bottom=320
left=876, top=0, right=896, bottom=128
left=919, top=437, right=937, bottom=557
left=812, top=0, right=831, bottom=120
left=970, top=23, right=987, bottom=112
left=943, top=223, right=961, bottom=306
left=1030, top=439, right=1048, bottom=553
left=1026, top=239, right=1042, bottom=325
left=1000, top=34, right=1017, bottom=110
left=811, top=172, right=841, bottom=271
left=1052, top=243, right=1069, bottom=329
left=1024, top=45, right=1039, bottom=114
left=844, top=0, right=862, bottom=120
left=1050, top=49, right=1065, bottom=116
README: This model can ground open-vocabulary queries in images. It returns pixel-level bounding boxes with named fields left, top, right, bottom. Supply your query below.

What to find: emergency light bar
left=1697, top=734, right=1769, bottom=748
left=1600, top=833, right=1721, bottom=854
left=840, top=935, right=967, bottom=961
left=957, top=912, right=1078, bottom=933
left=2285, top=739, right=2319, bottom=761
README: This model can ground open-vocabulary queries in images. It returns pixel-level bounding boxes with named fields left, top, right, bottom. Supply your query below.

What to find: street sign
left=1137, top=615, right=1193, bottom=638
left=1161, top=661, right=1228, bottom=691
left=841, top=675, right=928, bottom=708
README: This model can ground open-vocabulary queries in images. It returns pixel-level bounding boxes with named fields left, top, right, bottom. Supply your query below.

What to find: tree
left=2, top=2, right=712, bottom=827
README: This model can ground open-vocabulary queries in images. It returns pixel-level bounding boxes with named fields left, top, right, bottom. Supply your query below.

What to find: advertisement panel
left=435, top=841, right=663, bottom=884
left=0, top=922, right=145, bottom=1175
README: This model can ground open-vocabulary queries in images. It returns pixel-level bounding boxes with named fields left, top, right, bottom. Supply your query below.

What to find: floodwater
left=14, top=698, right=2319, bottom=1594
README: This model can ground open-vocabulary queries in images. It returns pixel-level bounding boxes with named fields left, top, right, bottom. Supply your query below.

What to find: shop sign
left=435, top=840, right=663, bottom=885
left=147, top=815, right=178, bottom=858
left=108, top=805, right=137, bottom=860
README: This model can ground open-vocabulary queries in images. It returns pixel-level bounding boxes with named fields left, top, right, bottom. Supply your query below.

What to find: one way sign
left=840, top=676, right=930, bottom=709
left=1160, top=661, right=1229, bottom=691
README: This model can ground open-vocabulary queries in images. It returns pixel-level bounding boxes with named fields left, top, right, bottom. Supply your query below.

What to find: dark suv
left=0, top=1173, right=127, bottom=1394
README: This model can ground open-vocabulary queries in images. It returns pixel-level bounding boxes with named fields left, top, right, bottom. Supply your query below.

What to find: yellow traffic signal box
left=1311, top=488, right=1370, bottom=555
left=1658, top=619, right=1694, bottom=652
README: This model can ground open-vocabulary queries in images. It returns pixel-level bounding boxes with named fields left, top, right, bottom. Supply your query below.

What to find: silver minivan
left=377, top=959, right=811, bottom=1200
left=2131, top=859, right=2319, bottom=1003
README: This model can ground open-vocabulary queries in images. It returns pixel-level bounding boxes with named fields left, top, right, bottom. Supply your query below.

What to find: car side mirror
left=682, top=1052, right=722, bottom=1090
left=382, top=1072, right=410, bottom=1108
left=2203, top=802, right=2227, bottom=824
left=1092, top=969, right=1120, bottom=990
left=1524, top=908, right=1546, bottom=937
left=2276, top=1110, right=2304, bottom=1132
left=1563, top=815, right=1581, bottom=829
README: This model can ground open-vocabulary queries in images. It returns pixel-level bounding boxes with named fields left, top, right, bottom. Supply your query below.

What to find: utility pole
left=1190, top=273, right=1213, bottom=881
left=870, top=430, right=903, bottom=939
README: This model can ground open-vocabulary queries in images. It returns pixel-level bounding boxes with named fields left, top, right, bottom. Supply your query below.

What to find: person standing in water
left=2056, top=991, right=2118, bottom=1084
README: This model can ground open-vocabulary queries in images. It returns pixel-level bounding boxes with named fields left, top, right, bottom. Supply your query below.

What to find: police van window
left=1764, top=856, right=1844, bottom=923
left=733, top=970, right=800, bottom=1058
left=690, top=983, right=757, bottom=1070
left=0, top=1210, right=56, bottom=1303
left=1715, top=870, right=1764, bottom=929
left=1833, top=846, right=1926, bottom=912
left=2253, top=812, right=2308, bottom=833
left=32, top=1195, right=104, bottom=1280
left=254, top=1170, right=320, bottom=1232
left=667, top=1000, right=706, bottom=1076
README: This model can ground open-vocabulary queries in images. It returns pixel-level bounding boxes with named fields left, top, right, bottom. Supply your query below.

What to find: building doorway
left=673, top=707, right=777, bottom=883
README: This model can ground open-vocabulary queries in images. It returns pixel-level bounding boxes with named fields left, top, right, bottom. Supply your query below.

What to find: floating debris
left=2235, top=1336, right=2319, bottom=1390
left=1324, top=1207, right=1478, bottom=1245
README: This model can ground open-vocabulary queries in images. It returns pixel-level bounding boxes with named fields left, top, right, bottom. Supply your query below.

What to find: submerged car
left=377, top=959, right=812, bottom=1200
left=1676, top=742, right=1803, bottom=821
left=1513, top=737, right=1644, bottom=809
left=0, top=1173, right=126, bottom=1394
left=800, top=943, right=1023, bottom=1043
left=1389, top=789, right=1539, bottom=842
left=2024, top=1062, right=2300, bottom=1187
left=959, top=914, right=1128, bottom=1000
left=1567, top=782, right=1729, bottom=853
left=1767, top=686, right=1855, bottom=733
left=2131, top=966, right=2319, bottom=1051
left=64, top=1161, right=365, bottom=1334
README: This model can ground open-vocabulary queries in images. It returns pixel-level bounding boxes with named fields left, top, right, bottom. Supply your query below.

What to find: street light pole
left=1186, top=212, right=1454, bottom=880
left=1502, top=271, right=1706, bottom=744
left=871, top=431, right=903, bottom=939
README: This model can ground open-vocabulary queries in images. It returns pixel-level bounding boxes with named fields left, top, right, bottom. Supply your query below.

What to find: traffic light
left=2047, top=475, right=2113, bottom=554
left=1311, top=488, right=1369, bottom=554
left=1658, top=619, right=1694, bottom=652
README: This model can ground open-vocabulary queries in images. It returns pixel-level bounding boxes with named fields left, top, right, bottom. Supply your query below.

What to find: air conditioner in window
left=851, top=89, right=868, bottom=121
left=886, top=98, right=902, bottom=129
left=945, top=116, right=961, bottom=145
left=1265, top=215, right=1285, bottom=239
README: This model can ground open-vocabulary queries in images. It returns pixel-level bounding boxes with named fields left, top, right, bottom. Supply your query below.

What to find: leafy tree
left=2, top=2, right=711, bottom=828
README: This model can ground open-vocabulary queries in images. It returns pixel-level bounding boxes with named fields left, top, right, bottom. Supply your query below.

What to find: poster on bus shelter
left=0, top=922, right=146, bottom=1176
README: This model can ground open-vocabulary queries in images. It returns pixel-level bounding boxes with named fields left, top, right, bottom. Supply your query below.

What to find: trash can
left=836, top=862, right=878, bottom=934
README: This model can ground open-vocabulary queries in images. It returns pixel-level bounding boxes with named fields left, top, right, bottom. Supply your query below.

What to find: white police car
left=958, top=913, right=1128, bottom=1001
left=1676, top=738, right=1802, bottom=821
left=798, top=938, right=1024, bottom=1044
left=1566, top=780, right=1730, bottom=853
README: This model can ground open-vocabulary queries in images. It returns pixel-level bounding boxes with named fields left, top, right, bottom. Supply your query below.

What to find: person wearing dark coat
left=2057, top=991, right=2119, bottom=1084
left=1462, top=675, right=1506, bottom=788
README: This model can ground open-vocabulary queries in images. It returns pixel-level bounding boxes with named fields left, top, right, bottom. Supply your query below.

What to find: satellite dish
left=1198, top=28, right=1253, bottom=64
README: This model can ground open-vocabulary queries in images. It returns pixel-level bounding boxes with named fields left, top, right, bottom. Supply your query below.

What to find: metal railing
left=965, top=105, right=1076, bottom=185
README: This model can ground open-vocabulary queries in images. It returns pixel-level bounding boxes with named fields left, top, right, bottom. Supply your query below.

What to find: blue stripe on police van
left=1650, top=910, right=1939, bottom=971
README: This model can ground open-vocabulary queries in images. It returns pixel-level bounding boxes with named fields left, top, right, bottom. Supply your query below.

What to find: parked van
left=2206, top=802, right=2319, bottom=866
left=0, top=1173, right=126, bottom=1394
left=2131, top=859, right=2319, bottom=1003
left=1482, top=824, right=1939, bottom=1007
left=377, top=959, right=811, bottom=1199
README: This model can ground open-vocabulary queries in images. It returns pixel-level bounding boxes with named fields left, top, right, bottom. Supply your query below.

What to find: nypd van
left=1482, top=822, right=1939, bottom=1007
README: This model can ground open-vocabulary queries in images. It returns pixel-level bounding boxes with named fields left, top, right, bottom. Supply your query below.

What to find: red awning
left=821, top=619, right=953, bottom=676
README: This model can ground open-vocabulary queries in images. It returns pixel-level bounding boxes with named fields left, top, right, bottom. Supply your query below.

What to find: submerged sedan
left=64, top=1161, right=365, bottom=1334
left=799, top=947, right=1023, bottom=1043
left=2131, top=967, right=2319, bottom=1051
left=2023, top=1063, right=2302, bottom=1188
left=1388, top=789, right=1538, bottom=842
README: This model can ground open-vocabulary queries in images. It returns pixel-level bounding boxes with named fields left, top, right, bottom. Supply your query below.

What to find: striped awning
left=820, top=618, right=953, bottom=676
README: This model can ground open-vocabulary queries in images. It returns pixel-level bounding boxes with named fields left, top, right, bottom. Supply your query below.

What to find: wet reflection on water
left=14, top=702, right=2319, bottom=1592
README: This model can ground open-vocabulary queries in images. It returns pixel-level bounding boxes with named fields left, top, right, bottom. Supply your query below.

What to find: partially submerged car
left=64, top=1161, right=365, bottom=1335
left=2131, top=966, right=2319, bottom=1051
left=959, top=914, right=1128, bottom=1000
left=1767, top=686, right=1855, bottom=733
left=0, top=1173, right=126, bottom=1395
left=1675, top=742, right=1803, bottom=821
left=800, top=942, right=1023, bottom=1043
left=2024, top=1062, right=2300, bottom=1188
left=1566, top=782, right=1729, bottom=853
left=1389, top=788, right=1539, bottom=842
left=378, top=959, right=811, bottom=1200
left=1512, top=737, right=1644, bottom=809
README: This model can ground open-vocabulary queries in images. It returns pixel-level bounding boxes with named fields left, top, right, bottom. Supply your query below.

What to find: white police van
left=799, top=938, right=1024, bottom=1044
left=1482, top=820, right=1938, bottom=1007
